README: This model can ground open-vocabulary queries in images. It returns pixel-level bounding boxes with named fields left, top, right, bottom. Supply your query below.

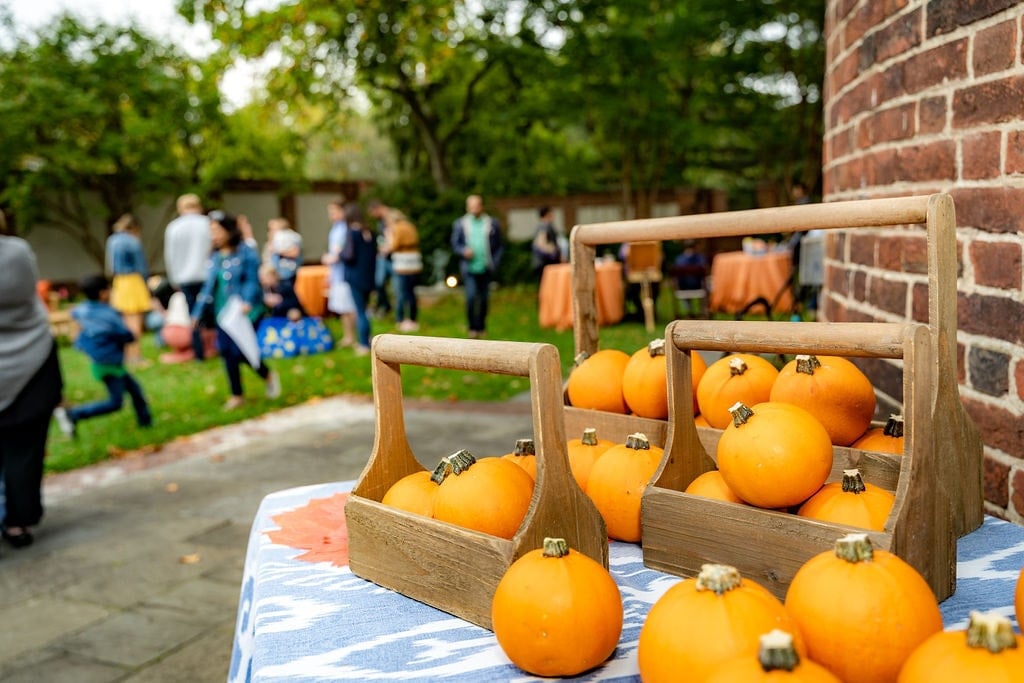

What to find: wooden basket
left=567, top=193, right=982, bottom=539
left=645, top=319, right=954, bottom=600
left=345, top=334, right=607, bottom=630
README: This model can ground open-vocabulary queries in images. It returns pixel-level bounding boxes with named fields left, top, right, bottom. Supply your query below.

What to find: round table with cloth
left=257, top=317, right=334, bottom=359
left=708, top=249, right=794, bottom=315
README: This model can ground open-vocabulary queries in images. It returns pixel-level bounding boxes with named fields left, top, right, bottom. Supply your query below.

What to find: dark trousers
left=394, top=272, right=418, bottom=323
left=68, top=372, right=152, bottom=427
left=350, top=284, right=372, bottom=348
left=463, top=271, right=492, bottom=333
left=217, top=327, right=269, bottom=397
left=180, top=281, right=207, bottom=359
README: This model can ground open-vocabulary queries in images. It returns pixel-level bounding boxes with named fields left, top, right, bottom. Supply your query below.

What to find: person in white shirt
left=163, top=193, right=213, bottom=360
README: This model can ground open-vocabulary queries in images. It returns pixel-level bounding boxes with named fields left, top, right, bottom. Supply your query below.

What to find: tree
left=0, top=14, right=223, bottom=264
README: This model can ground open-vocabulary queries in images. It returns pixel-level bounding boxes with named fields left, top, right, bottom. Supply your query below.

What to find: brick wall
left=823, top=0, right=1024, bottom=521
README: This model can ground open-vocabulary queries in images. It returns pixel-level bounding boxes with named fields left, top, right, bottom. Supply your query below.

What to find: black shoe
left=2, top=527, right=34, bottom=548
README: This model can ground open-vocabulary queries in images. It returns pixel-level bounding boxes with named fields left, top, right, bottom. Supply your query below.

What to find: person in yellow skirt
left=106, top=213, right=151, bottom=366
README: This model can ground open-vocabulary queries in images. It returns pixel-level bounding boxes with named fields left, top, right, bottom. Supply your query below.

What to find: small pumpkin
left=852, top=414, right=905, bottom=455
left=694, top=412, right=712, bottom=428
left=897, top=610, right=1024, bottom=682
left=797, top=468, right=895, bottom=531
left=717, top=402, right=833, bottom=509
left=785, top=533, right=943, bottom=683
left=585, top=432, right=664, bottom=542
left=638, top=564, right=807, bottom=683
left=491, top=537, right=623, bottom=677
left=697, top=354, right=779, bottom=429
left=705, top=629, right=841, bottom=683
left=431, top=449, right=534, bottom=539
left=566, top=349, right=631, bottom=414
left=685, top=470, right=744, bottom=505
left=381, top=470, right=438, bottom=517
left=622, top=339, right=669, bottom=419
left=501, top=437, right=537, bottom=481
left=1016, top=565, right=1024, bottom=634
left=566, top=427, right=615, bottom=490
left=770, top=354, right=877, bottom=447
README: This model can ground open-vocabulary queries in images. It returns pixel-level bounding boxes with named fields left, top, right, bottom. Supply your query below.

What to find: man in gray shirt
left=163, top=194, right=212, bottom=360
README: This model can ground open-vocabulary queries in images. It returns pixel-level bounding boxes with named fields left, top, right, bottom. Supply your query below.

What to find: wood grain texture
left=346, top=334, right=607, bottom=630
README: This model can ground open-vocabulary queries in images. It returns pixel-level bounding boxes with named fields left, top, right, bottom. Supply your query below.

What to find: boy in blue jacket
left=53, top=274, right=152, bottom=437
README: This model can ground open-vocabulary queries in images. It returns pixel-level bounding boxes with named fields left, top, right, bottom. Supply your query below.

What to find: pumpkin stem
left=728, top=356, right=749, bottom=376
left=430, top=449, right=477, bottom=484
left=757, top=630, right=801, bottom=672
left=794, top=354, right=821, bottom=375
left=572, top=351, right=590, bottom=368
left=542, top=537, right=570, bottom=558
left=513, top=438, right=535, bottom=456
left=647, top=338, right=666, bottom=357
left=883, top=414, right=905, bottom=438
left=695, top=563, right=742, bottom=595
left=841, top=469, right=867, bottom=494
left=834, top=533, right=874, bottom=564
left=728, top=402, right=754, bottom=427
left=581, top=427, right=599, bottom=446
left=965, top=611, right=1018, bottom=653
left=625, top=432, right=651, bottom=450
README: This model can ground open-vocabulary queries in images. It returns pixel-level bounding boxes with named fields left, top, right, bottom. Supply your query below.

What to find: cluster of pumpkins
left=489, top=532, right=1024, bottom=680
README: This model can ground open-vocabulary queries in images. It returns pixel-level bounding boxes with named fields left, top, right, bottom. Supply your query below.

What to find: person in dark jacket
left=450, top=194, right=504, bottom=339
left=340, top=202, right=378, bottom=355
left=53, top=274, right=152, bottom=438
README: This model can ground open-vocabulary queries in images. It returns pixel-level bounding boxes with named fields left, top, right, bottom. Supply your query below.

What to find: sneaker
left=397, top=320, right=419, bottom=332
left=354, top=345, right=371, bottom=357
left=54, top=406, right=76, bottom=438
left=265, top=371, right=281, bottom=399
left=223, top=396, right=245, bottom=411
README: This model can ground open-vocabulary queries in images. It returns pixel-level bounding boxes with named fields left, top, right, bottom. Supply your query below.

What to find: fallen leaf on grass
left=179, top=553, right=201, bottom=564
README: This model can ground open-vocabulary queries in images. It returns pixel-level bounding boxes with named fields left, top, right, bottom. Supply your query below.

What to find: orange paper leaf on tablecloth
left=266, top=493, right=350, bottom=567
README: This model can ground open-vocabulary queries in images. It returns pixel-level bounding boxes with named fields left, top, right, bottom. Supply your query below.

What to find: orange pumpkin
left=491, top=537, right=623, bottom=677
left=770, top=354, right=877, bottom=446
left=797, top=468, right=895, bottom=531
left=785, top=533, right=943, bottom=683
left=566, top=427, right=615, bottom=490
left=431, top=449, right=534, bottom=539
left=705, top=629, right=841, bottom=683
left=638, top=564, right=807, bottom=683
left=694, top=412, right=712, bottom=428
left=717, top=402, right=833, bottom=509
left=852, top=414, right=905, bottom=455
left=586, top=432, right=664, bottom=542
left=1017, top=566, right=1024, bottom=634
left=897, top=611, right=1024, bottom=682
left=690, top=350, right=708, bottom=415
left=685, top=469, right=744, bottom=505
left=623, top=339, right=669, bottom=419
left=501, top=437, right=537, bottom=481
left=697, top=354, right=779, bottom=429
left=566, top=349, right=631, bottom=414
left=381, top=470, right=437, bottom=517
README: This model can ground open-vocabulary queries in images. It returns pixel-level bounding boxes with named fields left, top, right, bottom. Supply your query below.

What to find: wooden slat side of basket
left=569, top=193, right=982, bottom=537
left=345, top=334, right=607, bottom=630
left=640, top=319, right=954, bottom=601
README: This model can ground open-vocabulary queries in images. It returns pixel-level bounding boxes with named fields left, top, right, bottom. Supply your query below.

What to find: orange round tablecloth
left=538, top=261, right=624, bottom=331
left=294, top=265, right=329, bottom=317
left=709, top=250, right=794, bottom=315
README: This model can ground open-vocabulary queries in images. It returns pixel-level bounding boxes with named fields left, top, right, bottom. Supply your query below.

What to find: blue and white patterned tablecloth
left=229, top=481, right=1024, bottom=682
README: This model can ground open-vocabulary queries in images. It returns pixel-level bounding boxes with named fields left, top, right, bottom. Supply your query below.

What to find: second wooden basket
left=345, top=334, right=607, bottom=630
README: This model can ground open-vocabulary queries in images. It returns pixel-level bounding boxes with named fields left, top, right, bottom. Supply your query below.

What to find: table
left=294, top=265, right=329, bottom=317
left=709, top=250, right=794, bottom=315
left=538, top=261, right=624, bottom=332
left=230, top=480, right=1024, bottom=682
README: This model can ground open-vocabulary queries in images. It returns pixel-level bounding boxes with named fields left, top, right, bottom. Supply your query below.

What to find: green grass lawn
left=48, top=283, right=668, bottom=474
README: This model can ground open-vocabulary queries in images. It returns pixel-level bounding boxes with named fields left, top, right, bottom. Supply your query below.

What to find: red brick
left=928, top=0, right=1021, bottom=38
left=852, top=269, right=867, bottom=300
left=965, top=395, right=1024, bottom=463
left=956, top=341, right=968, bottom=385
left=970, top=239, right=1022, bottom=289
left=829, top=125, right=857, bottom=162
left=868, top=147, right=900, bottom=186
left=901, top=39, right=968, bottom=95
left=849, top=232, right=877, bottom=266
left=987, top=455, right=1010, bottom=508
left=896, top=140, right=956, bottom=182
left=1007, top=130, right=1024, bottom=174
left=831, top=78, right=878, bottom=128
left=845, top=2, right=888, bottom=53
left=950, top=186, right=1024, bottom=233
left=831, top=50, right=862, bottom=97
left=865, top=7, right=922, bottom=65
left=911, top=281, right=929, bottom=323
left=954, top=75, right=1024, bottom=128
left=974, top=19, right=1017, bottom=76
left=857, top=103, right=916, bottom=147
left=958, top=291, right=1024, bottom=344
left=870, top=276, right=909, bottom=315
left=1016, top=359, right=1024, bottom=401
left=918, top=96, right=947, bottom=134
left=962, top=131, right=1003, bottom=180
